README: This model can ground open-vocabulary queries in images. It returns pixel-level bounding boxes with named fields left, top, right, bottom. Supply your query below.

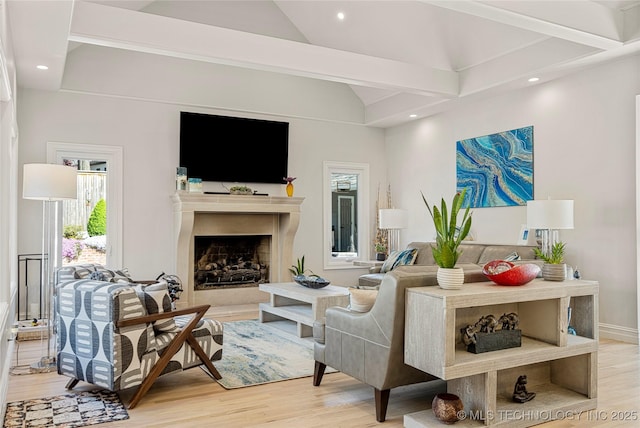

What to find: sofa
left=358, top=242, right=542, bottom=287
left=313, top=269, right=443, bottom=422
left=55, top=264, right=224, bottom=409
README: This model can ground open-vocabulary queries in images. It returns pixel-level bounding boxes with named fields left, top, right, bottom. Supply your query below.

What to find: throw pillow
left=349, top=288, right=378, bottom=312
left=380, top=248, right=418, bottom=273
left=134, top=281, right=180, bottom=335
left=89, top=271, right=108, bottom=281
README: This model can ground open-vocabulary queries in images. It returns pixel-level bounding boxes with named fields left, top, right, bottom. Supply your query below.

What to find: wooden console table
left=404, top=279, right=599, bottom=427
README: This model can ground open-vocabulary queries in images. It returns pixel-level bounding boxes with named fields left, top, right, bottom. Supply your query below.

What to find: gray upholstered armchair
left=313, top=270, right=441, bottom=422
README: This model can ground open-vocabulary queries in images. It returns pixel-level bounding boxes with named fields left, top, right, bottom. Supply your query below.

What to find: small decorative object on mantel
left=432, top=392, right=463, bottom=424
left=461, top=312, right=521, bottom=353
left=512, top=375, right=536, bottom=403
left=283, top=176, right=296, bottom=197
left=229, top=185, right=253, bottom=195
left=482, top=260, right=541, bottom=286
left=176, top=167, right=187, bottom=191
left=533, top=241, right=567, bottom=281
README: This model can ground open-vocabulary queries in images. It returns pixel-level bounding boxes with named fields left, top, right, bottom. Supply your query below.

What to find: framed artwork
left=456, top=126, right=533, bottom=208
left=517, top=225, right=529, bottom=245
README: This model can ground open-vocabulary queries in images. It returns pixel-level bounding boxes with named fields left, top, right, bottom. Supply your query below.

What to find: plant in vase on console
left=533, top=241, right=567, bottom=281
left=422, top=189, right=472, bottom=290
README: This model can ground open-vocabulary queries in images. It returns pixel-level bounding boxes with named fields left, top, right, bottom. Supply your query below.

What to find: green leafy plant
left=87, top=199, right=107, bottom=237
left=63, top=224, right=84, bottom=239
left=375, top=243, right=387, bottom=253
left=422, top=189, right=472, bottom=269
left=533, top=242, right=566, bottom=264
left=289, top=256, right=318, bottom=277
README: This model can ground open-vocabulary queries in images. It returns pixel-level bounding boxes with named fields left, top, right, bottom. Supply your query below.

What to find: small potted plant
left=422, top=189, right=472, bottom=289
left=375, top=243, right=387, bottom=261
left=229, top=185, right=253, bottom=195
left=533, top=241, right=567, bottom=281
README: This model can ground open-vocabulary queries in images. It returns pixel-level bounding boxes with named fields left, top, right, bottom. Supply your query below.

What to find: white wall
left=17, top=91, right=386, bottom=288
left=386, top=54, right=640, bottom=341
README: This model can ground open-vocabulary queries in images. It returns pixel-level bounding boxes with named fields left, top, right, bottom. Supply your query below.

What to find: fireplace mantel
left=172, top=193, right=304, bottom=307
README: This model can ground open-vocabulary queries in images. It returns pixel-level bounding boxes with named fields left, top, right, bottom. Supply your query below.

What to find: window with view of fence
left=63, top=171, right=107, bottom=232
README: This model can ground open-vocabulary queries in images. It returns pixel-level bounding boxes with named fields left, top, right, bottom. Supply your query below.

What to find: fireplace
left=194, top=235, right=271, bottom=289
left=172, top=193, right=303, bottom=308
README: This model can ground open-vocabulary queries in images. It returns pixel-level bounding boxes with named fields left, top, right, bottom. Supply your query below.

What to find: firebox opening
left=194, top=235, right=270, bottom=290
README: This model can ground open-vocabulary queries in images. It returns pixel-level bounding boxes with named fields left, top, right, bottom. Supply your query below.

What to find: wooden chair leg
left=65, top=378, right=80, bottom=390
left=374, top=388, right=390, bottom=422
left=186, top=334, right=222, bottom=379
left=313, top=361, right=326, bottom=386
left=128, top=308, right=208, bottom=409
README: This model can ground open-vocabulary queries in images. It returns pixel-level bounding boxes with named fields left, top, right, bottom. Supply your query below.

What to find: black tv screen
left=179, top=112, right=289, bottom=184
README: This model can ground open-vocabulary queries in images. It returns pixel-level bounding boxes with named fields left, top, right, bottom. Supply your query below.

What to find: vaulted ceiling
left=7, top=0, right=640, bottom=127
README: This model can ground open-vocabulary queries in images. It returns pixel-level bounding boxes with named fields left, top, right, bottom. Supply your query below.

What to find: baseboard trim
left=599, top=322, right=639, bottom=344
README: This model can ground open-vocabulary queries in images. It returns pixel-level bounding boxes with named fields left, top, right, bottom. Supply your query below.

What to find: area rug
left=213, top=319, right=335, bottom=389
left=3, top=390, right=129, bottom=428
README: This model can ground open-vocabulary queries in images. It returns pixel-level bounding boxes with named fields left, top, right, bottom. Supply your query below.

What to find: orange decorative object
left=286, top=182, right=294, bottom=197
left=482, top=260, right=541, bottom=286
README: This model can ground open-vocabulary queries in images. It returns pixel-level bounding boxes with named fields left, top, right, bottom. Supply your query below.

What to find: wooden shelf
left=404, top=279, right=599, bottom=427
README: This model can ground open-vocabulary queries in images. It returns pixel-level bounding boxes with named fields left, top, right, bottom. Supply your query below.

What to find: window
left=323, top=161, right=369, bottom=269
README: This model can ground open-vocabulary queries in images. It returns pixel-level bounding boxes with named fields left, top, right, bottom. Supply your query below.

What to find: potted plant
left=229, top=185, right=253, bottom=195
left=422, top=189, right=472, bottom=289
left=375, top=243, right=387, bottom=261
left=533, top=241, right=567, bottom=281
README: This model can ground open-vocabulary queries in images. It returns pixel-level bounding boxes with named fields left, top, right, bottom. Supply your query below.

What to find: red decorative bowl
left=482, top=260, right=541, bottom=286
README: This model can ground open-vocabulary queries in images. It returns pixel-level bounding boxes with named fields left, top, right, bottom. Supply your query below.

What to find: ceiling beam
left=69, top=1, right=459, bottom=98
left=424, top=0, right=624, bottom=51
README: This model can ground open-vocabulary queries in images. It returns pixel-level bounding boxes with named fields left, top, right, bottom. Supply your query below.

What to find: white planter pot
left=437, top=267, right=464, bottom=290
left=542, top=263, right=567, bottom=281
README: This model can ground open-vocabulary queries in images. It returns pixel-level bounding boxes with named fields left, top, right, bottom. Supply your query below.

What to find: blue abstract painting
left=456, top=126, right=533, bottom=208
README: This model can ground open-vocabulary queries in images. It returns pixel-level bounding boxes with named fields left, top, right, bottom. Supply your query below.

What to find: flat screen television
left=179, top=112, right=289, bottom=184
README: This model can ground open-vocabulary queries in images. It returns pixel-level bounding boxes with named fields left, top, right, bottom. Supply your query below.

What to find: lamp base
left=30, top=356, right=56, bottom=373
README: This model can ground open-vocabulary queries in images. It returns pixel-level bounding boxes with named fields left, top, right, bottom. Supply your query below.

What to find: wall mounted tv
left=179, top=112, right=289, bottom=184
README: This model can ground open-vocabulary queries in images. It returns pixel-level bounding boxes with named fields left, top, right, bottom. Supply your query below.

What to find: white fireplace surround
left=172, top=193, right=304, bottom=308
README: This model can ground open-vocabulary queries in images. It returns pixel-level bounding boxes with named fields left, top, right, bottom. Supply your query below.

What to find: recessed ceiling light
left=337, top=12, right=345, bottom=20
left=409, top=114, right=417, bottom=118
left=528, top=77, right=539, bottom=83
left=36, top=65, right=49, bottom=70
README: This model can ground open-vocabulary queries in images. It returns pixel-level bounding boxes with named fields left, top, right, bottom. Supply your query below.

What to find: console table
left=404, top=279, right=599, bottom=427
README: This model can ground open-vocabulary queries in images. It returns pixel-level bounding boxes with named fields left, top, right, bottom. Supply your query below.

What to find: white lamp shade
left=379, top=208, right=408, bottom=229
left=526, top=199, right=574, bottom=229
left=23, top=163, right=78, bottom=200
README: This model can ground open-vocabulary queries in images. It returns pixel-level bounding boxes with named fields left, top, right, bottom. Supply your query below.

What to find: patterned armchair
left=55, top=264, right=223, bottom=409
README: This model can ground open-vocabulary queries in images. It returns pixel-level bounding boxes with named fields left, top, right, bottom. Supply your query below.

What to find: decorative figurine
left=498, top=312, right=519, bottom=330
left=475, top=314, right=498, bottom=333
left=513, top=375, right=536, bottom=403
left=573, top=266, right=581, bottom=279
left=461, top=324, right=478, bottom=346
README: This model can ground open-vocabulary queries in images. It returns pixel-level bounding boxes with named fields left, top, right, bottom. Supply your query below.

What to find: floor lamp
left=526, top=199, right=574, bottom=257
left=23, top=163, right=77, bottom=373
left=379, top=208, right=408, bottom=254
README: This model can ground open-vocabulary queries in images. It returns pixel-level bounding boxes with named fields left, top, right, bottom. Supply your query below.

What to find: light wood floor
left=6, top=309, right=640, bottom=427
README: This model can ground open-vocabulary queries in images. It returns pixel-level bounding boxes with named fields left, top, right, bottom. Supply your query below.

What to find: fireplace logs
left=194, top=236, right=270, bottom=289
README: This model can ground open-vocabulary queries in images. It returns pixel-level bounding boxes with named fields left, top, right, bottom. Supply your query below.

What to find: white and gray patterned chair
left=55, top=264, right=223, bottom=409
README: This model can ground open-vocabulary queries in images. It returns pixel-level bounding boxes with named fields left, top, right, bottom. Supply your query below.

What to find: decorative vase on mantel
left=284, top=176, right=296, bottom=197
left=436, top=267, right=464, bottom=290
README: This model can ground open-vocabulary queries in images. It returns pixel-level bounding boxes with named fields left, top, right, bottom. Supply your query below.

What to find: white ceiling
left=6, top=0, right=640, bottom=128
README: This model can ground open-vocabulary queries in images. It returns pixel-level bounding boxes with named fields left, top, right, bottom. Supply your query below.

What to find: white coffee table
left=259, top=282, right=350, bottom=337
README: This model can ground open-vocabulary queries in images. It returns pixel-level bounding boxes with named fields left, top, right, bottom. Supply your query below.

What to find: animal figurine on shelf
left=498, top=312, right=519, bottom=330
left=460, top=324, right=478, bottom=346
left=475, top=314, right=498, bottom=333
left=512, top=375, right=536, bottom=403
